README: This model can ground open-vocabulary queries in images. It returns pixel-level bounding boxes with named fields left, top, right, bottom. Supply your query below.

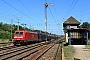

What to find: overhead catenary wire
left=63, top=0, right=78, bottom=20
left=48, top=7, right=60, bottom=27
left=0, top=8, right=15, bottom=20
left=2, top=0, right=46, bottom=30
left=0, top=8, right=24, bottom=25
left=18, top=0, right=42, bottom=22
left=18, top=0, right=45, bottom=29
left=0, top=8, right=56, bottom=30
left=45, top=0, right=47, bottom=3
left=0, top=7, right=32, bottom=26
left=44, top=0, right=60, bottom=33
left=0, top=8, right=34, bottom=30
left=1, top=0, right=61, bottom=34
left=66, top=0, right=78, bottom=18
left=2, top=0, right=38, bottom=23
left=63, top=0, right=75, bottom=20
left=53, top=0, right=59, bottom=22
left=52, top=0, right=61, bottom=31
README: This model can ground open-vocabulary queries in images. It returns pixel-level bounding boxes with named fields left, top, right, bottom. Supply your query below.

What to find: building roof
left=63, top=16, right=80, bottom=24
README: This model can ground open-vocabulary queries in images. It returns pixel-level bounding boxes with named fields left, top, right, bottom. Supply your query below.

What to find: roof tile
left=64, top=16, right=80, bottom=24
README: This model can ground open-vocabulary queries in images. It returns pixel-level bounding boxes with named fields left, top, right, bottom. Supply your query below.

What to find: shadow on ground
left=64, top=43, right=69, bottom=46
left=74, top=58, right=81, bottom=60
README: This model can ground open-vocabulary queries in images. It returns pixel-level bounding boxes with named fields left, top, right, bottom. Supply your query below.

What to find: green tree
left=80, top=22, right=90, bottom=39
left=0, top=22, right=56, bottom=41
left=81, top=22, right=90, bottom=29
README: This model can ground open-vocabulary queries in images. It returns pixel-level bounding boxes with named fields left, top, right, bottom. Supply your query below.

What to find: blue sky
left=0, top=0, right=90, bottom=35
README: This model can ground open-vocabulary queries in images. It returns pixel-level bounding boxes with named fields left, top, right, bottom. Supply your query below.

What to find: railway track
left=0, top=42, right=13, bottom=48
left=0, top=39, right=62, bottom=60
left=23, top=39, right=62, bottom=60
left=0, top=42, right=45, bottom=60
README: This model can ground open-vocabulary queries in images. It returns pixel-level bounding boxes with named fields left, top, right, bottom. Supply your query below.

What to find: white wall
left=65, top=32, right=68, bottom=42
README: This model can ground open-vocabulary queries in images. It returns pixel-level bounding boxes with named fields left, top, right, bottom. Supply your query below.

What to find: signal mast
left=44, top=3, right=53, bottom=43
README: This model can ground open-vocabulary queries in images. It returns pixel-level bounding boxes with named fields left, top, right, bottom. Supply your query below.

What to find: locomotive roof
left=15, top=30, right=27, bottom=31
left=29, top=32, right=38, bottom=34
left=15, top=30, right=52, bottom=35
left=15, top=30, right=38, bottom=34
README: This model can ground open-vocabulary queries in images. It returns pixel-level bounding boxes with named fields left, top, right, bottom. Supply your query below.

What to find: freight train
left=13, top=30, right=57, bottom=45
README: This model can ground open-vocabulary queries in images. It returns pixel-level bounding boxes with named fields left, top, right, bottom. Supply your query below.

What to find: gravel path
left=73, top=45, right=90, bottom=60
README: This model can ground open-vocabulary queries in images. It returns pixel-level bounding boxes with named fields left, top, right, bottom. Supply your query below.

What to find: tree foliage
left=80, top=22, right=90, bottom=38
left=0, top=22, right=53, bottom=40
left=81, top=22, right=90, bottom=28
left=0, top=22, right=30, bottom=39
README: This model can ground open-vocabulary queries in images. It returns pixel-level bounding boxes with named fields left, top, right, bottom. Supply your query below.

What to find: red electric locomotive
left=14, top=30, right=38, bottom=45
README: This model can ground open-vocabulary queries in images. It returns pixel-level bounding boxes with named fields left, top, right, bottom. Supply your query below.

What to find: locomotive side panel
left=25, top=32, right=38, bottom=41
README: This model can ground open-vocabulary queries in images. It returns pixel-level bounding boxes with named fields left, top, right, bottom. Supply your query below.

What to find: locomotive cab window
left=20, top=32, right=23, bottom=35
left=15, top=32, right=19, bottom=34
left=15, top=32, right=23, bottom=35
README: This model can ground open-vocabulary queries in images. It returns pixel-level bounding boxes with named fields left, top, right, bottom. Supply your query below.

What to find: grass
left=63, top=42, right=75, bottom=60
left=59, top=47, right=62, bottom=60
left=0, top=39, right=13, bottom=43
left=85, top=40, right=90, bottom=49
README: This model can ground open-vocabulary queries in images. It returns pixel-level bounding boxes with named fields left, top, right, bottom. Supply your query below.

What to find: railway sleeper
left=1, top=44, right=43, bottom=60
left=11, top=46, right=45, bottom=60
left=0, top=43, right=42, bottom=56
left=52, top=44, right=60, bottom=60
left=34, top=44, right=55, bottom=60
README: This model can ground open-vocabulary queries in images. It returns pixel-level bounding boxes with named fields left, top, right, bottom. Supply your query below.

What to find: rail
left=52, top=44, right=60, bottom=60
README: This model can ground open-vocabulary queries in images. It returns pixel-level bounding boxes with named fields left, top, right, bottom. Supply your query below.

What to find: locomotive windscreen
left=15, top=32, right=23, bottom=35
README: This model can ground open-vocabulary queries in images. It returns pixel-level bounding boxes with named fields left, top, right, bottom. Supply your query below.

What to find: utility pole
left=30, top=24, right=32, bottom=31
left=11, top=19, right=13, bottom=42
left=17, top=17, right=21, bottom=30
left=17, top=18, right=19, bottom=30
left=21, top=24, right=26, bottom=29
left=44, top=3, right=53, bottom=43
left=40, top=30, right=41, bottom=41
left=80, top=19, right=82, bottom=28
